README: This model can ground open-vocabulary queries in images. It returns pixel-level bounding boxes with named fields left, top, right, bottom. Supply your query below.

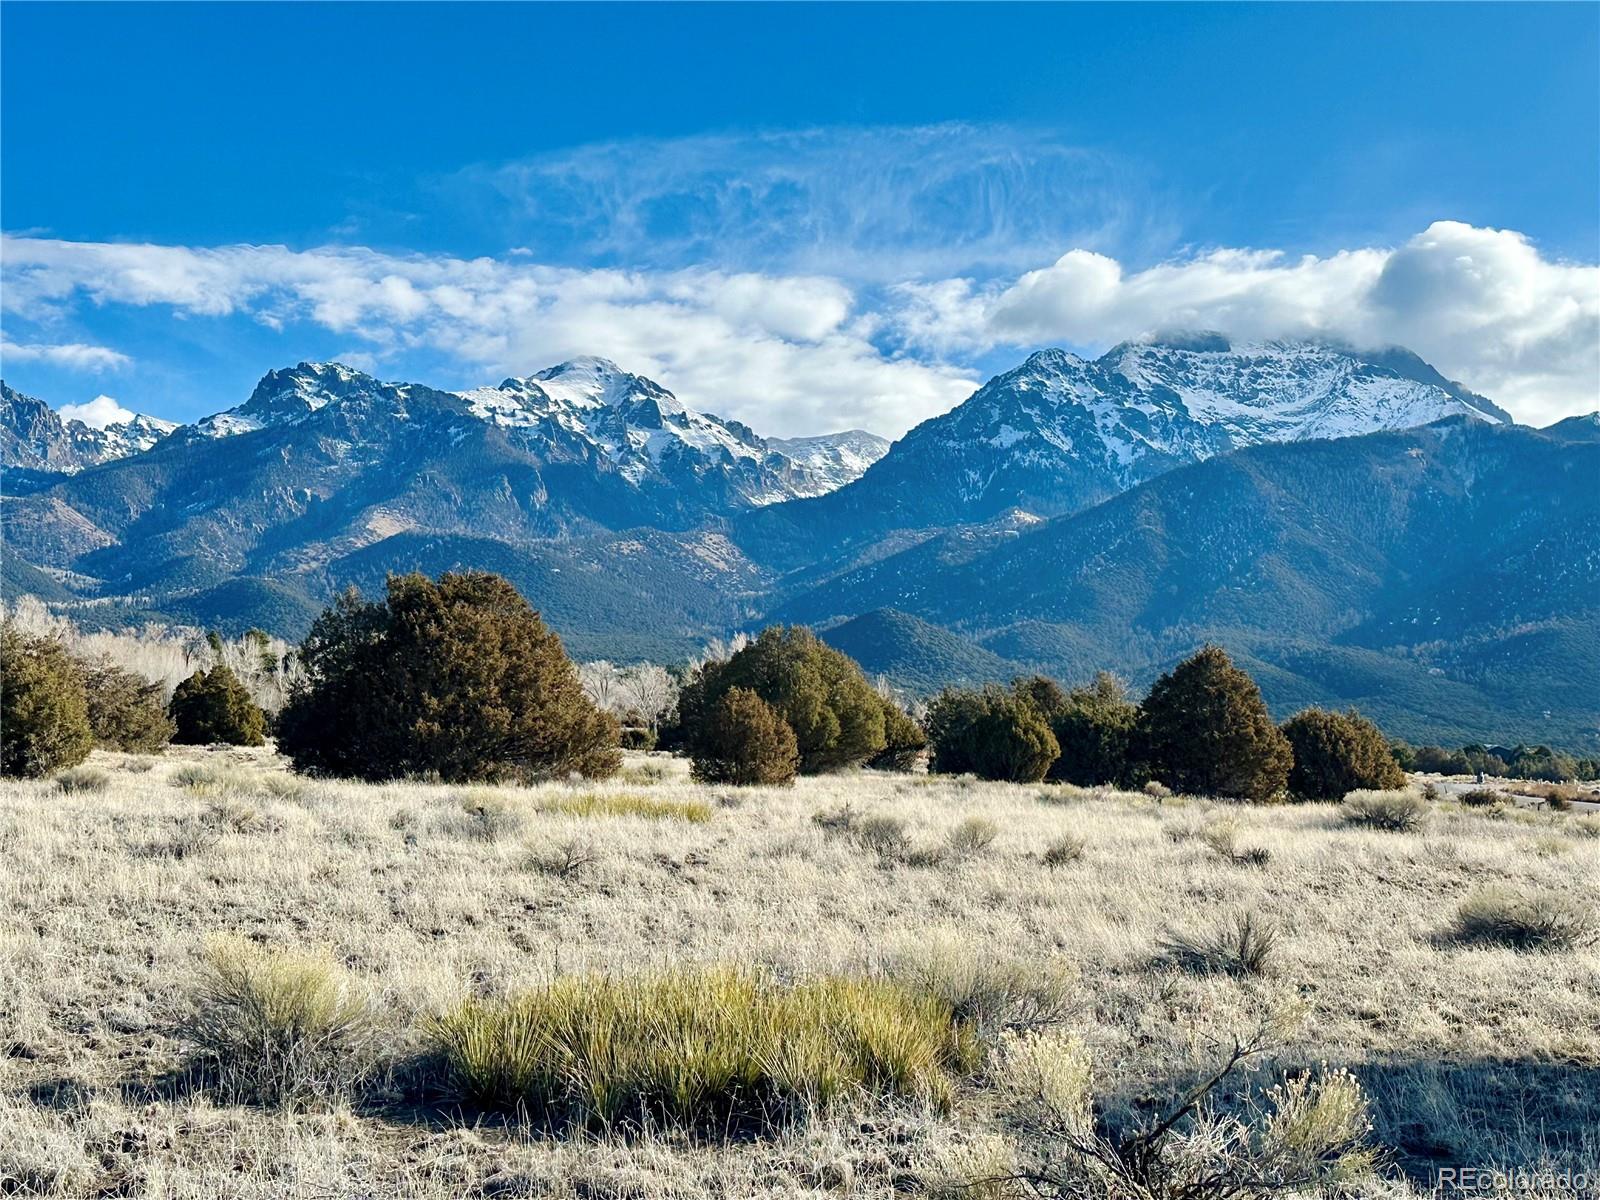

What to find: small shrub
left=1143, top=780, right=1172, bottom=799
left=1162, top=910, right=1280, bottom=977
left=1135, top=646, right=1292, bottom=802
left=1459, top=787, right=1507, bottom=809
left=1041, top=833, right=1086, bottom=868
left=677, top=627, right=887, bottom=775
left=79, top=657, right=174, bottom=752
left=690, top=687, right=799, bottom=786
left=1342, top=789, right=1428, bottom=832
left=0, top=627, right=93, bottom=778
left=945, top=816, right=998, bottom=859
left=278, top=572, right=620, bottom=783
left=869, top=696, right=927, bottom=772
left=618, top=726, right=657, bottom=751
left=424, top=967, right=976, bottom=1131
left=1281, top=708, right=1405, bottom=801
left=169, top=665, right=267, bottom=747
left=926, top=686, right=1059, bottom=783
left=999, top=1029, right=1375, bottom=1199
left=1446, top=889, right=1598, bottom=952
left=54, top=765, right=110, bottom=794
left=1573, top=814, right=1600, bottom=839
left=526, top=837, right=597, bottom=879
left=1045, top=672, right=1139, bottom=788
left=182, top=938, right=380, bottom=1107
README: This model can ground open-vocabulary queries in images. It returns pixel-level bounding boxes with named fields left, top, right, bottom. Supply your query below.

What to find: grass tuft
left=54, top=766, right=110, bottom=794
left=424, top=967, right=976, bottom=1133
left=1445, top=889, right=1598, bottom=953
left=1162, top=910, right=1280, bottom=977
left=1342, top=789, right=1428, bottom=832
left=181, top=938, right=380, bottom=1107
left=1041, top=833, right=1086, bottom=868
left=539, top=791, right=711, bottom=823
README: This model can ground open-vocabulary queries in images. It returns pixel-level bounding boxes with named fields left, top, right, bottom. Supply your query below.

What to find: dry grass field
left=3, top=746, right=1598, bottom=1198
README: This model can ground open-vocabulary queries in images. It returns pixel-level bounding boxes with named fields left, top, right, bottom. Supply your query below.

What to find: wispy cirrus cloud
left=0, top=338, right=132, bottom=371
left=439, top=124, right=1176, bottom=281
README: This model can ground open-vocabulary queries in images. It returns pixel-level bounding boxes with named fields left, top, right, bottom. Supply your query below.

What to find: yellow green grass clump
left=426, top=966, right=978, bottom=1132
left=538, top=790, right=713, bottom=823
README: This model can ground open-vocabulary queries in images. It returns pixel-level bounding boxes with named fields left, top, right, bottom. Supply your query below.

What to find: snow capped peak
left=191, top=361, right=393, bottom=437
left=855, top=337, right=1518, bottom=527
left=767, top=430, right=891, bottom=495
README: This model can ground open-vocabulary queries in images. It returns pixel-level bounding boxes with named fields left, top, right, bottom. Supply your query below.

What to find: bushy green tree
left=690, top=687, right=799, bottom=785
left=682, top=627, right=885, bottom=774
left=1046, top=671, right=1139, bottom=787
left=868, top=695, right=927, bottom=772
left=80, top=657, right=175, bottom=752
left=277, top=572, right=619, bottom=782
left=170, top=664, right=267, bottom=746
left=1506, top=745, right=1579, bottom=782
left=925, top=685, right=1059, bottom=782
left=1135, top=646, right=1291, bottom=802
left=1281, top=708, right=1405, bottom=801
left=0, top=627, right=94, bottom=777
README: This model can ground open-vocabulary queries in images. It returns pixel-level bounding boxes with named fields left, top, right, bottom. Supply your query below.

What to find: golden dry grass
left=2, top=746, right=1598, bottom=1196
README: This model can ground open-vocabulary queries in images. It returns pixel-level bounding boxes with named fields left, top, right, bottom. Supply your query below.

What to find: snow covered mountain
left=1, top=381, right=177, bottom=472
left=182, top=357, right=876, bottom=504
left=767, top=430, right=891, bottom=495
left=759, top=335, right=1513, bottom=540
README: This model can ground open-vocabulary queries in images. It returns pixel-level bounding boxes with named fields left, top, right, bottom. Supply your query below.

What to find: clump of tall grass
left=1342, top=789, right=1428, bottom=832
left=181, top=938, right=381, bottom=1107
left=170, top=763, right=255, bottom=798
left=1041, top=833, right=1086, bottom=868
left=1199, top=820, right=1271, bottom=867
left=1445, top=889, right=1598, bottom=952
left=944, top=816, right=998, bottom=860
left=889, top=939, right=1075, bottom=1044
left=449, top=789, right=525, bottom=840
left=538, top=791, right=711, bottom=823
left=424, top=967, right=977, bottom=1133
left=1162, top=911, right=1281, bottom=977
left=54, top=766, right=109, bottom=795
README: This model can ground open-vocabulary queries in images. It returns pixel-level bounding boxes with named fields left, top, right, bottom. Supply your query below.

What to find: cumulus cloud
left=893, top=222, right=1599, bottom=424
left=0, top=338, right=131, bottom=371
left=1, top=235, right=975, bottom=437
left=58, top=394, right=135, bottom=429
left=3, top=220, right=1594, bottom=431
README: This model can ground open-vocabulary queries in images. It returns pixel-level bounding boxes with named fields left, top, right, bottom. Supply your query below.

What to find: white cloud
left=0, top=338, right=131, bottom=371
left=2, top=220, right=1595, bottom=432
left=58, top=394, right=135, bottom=429
left=0, top=235, right=975, bottom=437
left=444, top=124, right=1171, bottom=281
left=892, top=222, right=1599, bottom=425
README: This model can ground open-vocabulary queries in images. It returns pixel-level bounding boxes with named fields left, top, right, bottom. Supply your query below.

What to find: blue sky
left=3, top=2, right=1597, bottom=435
